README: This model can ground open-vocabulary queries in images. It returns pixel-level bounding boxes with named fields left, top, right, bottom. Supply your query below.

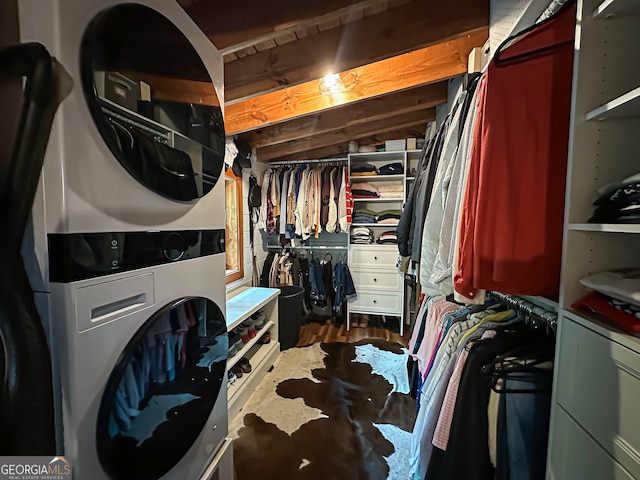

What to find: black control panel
left=48, top=229, right=224, bottom=283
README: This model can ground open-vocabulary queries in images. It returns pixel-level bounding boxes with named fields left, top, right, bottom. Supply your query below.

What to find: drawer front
left=350, top=246, right=398, bottom=266
left=556, top=318, right=640, bottom=478
left=349, top=290, right=402, bottom=315
left=548, top=407, right=633, bottom=480
left=350, top=266, right=403, bottom=290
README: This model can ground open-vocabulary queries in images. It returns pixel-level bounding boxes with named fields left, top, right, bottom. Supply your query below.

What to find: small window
left=225, top=169, right=243, bottom=284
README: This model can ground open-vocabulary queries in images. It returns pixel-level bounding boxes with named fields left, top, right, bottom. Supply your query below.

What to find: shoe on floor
left=358, top=314, right=370, bottom=328
left=258, top=332, right=271, bottom=344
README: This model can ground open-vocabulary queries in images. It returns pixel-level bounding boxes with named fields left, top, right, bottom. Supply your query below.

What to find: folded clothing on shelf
left=378, top=162, right=404, bottom=175
left=351, top=171, right=377, bottom=177
left=351, top=226, right=374, bottom=244
left=580, top=269, right=640, bottom=307
left=377, top=184, right=404, bottom=193
left=573, top=292, right=640, bottom=335
left=351, top=163, right=377, bottom=174
left=376, top=230, right=398, bottom=244
left=351, top=182, right=380, bottom=197
left=589, top=171, right=640, bottom=223
left=376, top=209, right=402, bottom=221
left=353, top=215, right=376, bottom=224
left=378, top=218, right=399, bottom=225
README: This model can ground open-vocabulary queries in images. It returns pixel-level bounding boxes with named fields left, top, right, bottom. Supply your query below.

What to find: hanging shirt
left=454, top=6, right=576, bottom=300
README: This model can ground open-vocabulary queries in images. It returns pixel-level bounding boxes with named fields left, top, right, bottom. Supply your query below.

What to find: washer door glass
left=80, top=4, right=224, bottom=202
left=97, top=297, right=227, bottom=480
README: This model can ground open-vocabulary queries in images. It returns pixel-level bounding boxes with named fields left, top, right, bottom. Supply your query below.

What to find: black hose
left=0, top=42, right=59, bottom=455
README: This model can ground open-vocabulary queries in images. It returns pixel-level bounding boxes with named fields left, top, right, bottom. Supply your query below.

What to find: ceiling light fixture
left=319, top=73, right=344, bottom=96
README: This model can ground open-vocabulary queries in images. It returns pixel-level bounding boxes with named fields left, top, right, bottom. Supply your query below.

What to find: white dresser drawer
left=350, top=245, right=398, bottom=266
left=548, top=407, right=633, bottom=480
left=349, top=290, right=402, bottom=315
left=350, top=266, right=403, bottom=290
left=556, top=318, right=640, bottom=479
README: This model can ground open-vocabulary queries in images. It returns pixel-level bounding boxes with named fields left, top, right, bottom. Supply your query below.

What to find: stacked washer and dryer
left=18, top=0, right=232, bottom=478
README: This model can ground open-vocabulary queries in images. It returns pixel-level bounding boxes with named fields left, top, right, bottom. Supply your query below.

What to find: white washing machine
left=13, top=0, right=232, bottom=477
left=40, top=238, right=232, bottom=479
left=17, top=0, right=226, bottom=288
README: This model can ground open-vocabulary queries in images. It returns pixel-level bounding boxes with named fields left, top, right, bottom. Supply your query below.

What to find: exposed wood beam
left=242, top=82, right=447, bottom=149
left=225, top=0, right=487, bottom=102
left=225, top=30, right=486, bottom=135
left=257, top=108, right=436, bottom=161
left=181, top=0, right=387, bottom=54
left=274, top=125, right=430, bottom=161
left=122, top=71, right=220, bottom=107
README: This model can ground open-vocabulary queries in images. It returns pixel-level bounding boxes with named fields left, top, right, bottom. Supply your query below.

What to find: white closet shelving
left=547, top=1, right=640, bottom=478
left=347, top=150, right=409, bottom=334
left=226, top=287, right=280, bottom=421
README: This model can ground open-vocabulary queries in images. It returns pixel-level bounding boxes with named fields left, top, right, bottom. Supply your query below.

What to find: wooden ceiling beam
left=225, top=30, right=486, bottom=135
left=225, top=0, right=487, bottom=102
left=180, top=0, right=386, bottom=53
left=241, top=81, right=447, bottom=149
left=273, top=124, right=430, bottom=161
left=257, top=108, right=435, bottom=161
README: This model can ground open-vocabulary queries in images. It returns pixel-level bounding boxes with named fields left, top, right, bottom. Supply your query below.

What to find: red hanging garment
left=455, top=5, right=576, bottom=299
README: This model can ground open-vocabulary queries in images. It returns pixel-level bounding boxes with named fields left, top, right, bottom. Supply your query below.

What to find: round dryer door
left=80, top=4, right=225, bottom=202
left=97, top=297, right=227, bottom=480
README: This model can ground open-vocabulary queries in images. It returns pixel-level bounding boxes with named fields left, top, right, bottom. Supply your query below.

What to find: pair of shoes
left=228, top=333, right=244, bottom=358
left=231, top=364, right=244, bottom=378
left=257, top=332, right=271, bottom=344
left=227, top=370, right=237, bottom=387
left=359, top=314, right=370, bottom=328
left=350, top=314, right=360, bottom=328
left=238, top=357, right=252, bottom=373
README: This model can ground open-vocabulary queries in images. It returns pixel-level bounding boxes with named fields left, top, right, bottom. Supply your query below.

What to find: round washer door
left=97, top=297, right=227, bottom=480
left=80, top=4, right=225, bottom=202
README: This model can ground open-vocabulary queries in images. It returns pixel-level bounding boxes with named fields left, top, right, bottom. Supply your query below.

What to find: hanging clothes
left=406, top=296, right=555, bottom=480
left=261, top=164, right=348, bottom=242
left=454, top=5, right=576, bottom=300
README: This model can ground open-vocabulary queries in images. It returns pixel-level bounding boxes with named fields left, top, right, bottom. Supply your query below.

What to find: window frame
left=225, top=168, right=244, bottom=284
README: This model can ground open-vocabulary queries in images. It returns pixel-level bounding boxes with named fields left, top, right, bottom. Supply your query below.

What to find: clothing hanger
left=480, top=336, right=555, bottom=394
left=494, top=0, right=575, bottom=67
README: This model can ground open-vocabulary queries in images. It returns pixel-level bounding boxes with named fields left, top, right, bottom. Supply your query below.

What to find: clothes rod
left=267, top=245, right=348, bottom=250
left=268, top=157, right=348, bottom=166
left=488, top=291, right=558, bottom=332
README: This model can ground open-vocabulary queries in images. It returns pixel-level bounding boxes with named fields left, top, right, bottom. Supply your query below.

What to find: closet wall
left=227, top=158, right=269, bottom=293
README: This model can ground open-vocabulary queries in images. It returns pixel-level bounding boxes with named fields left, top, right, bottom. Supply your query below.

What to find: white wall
left=226, top=156, right=269, bottom=293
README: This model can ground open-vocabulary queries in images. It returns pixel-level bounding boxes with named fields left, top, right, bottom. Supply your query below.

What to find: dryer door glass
left=80, top=4, right=224, bottom=202
left=97, top=297, right=227, bottom=480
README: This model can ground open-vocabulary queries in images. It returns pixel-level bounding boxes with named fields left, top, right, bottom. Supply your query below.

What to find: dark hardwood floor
left=296, top=321, right=410, bottom=348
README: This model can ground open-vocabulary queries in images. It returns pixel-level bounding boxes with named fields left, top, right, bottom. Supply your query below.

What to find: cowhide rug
left=229, top=339, right=416, bottom=480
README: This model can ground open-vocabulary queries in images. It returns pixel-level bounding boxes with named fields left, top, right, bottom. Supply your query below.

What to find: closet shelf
left=593, top=0, right=640, bottom=19
left=563, top=309, right=640, bottom=354
left=349, top=174, right=404, bottom=181
left=585, top=86, right=640, bottom=121
left=266, top=245, right=348, bottom=250
left=227, top=321, right=275, bottom=369
left=226, top=287, right=280, bottom=331
left=228, top=341, right=280, bottom=416
left=351, top=223, right=399, bottom=227
left=569, top=223, right=640, bottom=233
left=353, top=197, right=404, bottom=202
left=349, top=151, right=406, bottom=162
left=406, top=176, right=416, bottom=181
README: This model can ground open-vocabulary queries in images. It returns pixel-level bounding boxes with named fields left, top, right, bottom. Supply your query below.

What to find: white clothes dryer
left=17, top=0, right=226, bottom=289
left=43, top=232, right=230, bottom=480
